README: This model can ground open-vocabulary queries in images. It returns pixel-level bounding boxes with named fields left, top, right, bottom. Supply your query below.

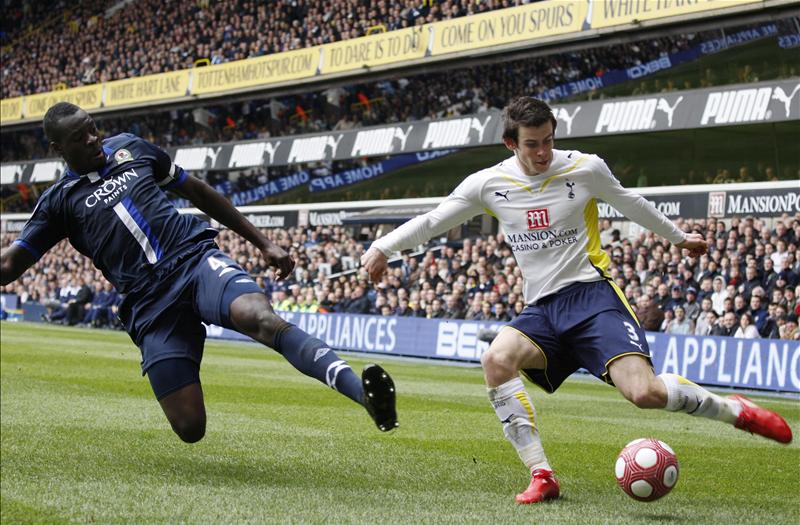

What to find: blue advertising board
left=206, top=312, right=800, bottom=394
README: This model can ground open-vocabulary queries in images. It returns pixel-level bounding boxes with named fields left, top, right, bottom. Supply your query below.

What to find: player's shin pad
left=658, top=373, right=739, bottom=423
left=488, top=377, right=551, bottom=472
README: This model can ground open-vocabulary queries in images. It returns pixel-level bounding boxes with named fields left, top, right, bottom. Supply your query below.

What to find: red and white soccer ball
left=615, top=438, right=679, bottom=502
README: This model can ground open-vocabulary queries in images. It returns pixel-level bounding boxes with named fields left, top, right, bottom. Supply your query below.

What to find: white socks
left=658, top=373, right=741, bottom=424
left=487, top=377, right=551, bottom=473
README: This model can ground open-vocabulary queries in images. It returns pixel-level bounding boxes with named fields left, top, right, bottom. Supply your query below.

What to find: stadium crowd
left=1, top=29, right=702, bottom=162
left=2, top=0, right=534, bottom=97
left=2, top=214, right=799, bottom=341
left=5, top=12, right=796, bottom=165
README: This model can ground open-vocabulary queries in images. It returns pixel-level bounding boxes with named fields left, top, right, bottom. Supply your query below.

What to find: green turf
left=1, top=322, right=798, bottom=524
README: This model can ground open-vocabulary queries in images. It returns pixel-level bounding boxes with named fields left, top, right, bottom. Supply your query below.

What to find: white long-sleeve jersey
left=371, top=150, right=686, bottom=305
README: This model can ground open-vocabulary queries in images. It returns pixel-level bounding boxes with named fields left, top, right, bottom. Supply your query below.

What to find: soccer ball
left=614, top=438, right=679, bottom=502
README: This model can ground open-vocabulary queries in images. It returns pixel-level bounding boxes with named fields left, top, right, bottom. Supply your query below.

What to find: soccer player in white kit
left=361, top=97, right=792, bottom=504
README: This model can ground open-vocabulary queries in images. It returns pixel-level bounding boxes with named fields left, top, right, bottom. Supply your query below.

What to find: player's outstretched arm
left=174, top=175, right=295, bottom=279
left=361, top=187, right=482, bottom=284
left=0, top=244, right=37, bottom=286
left=591, top=159, right=690, bottom=248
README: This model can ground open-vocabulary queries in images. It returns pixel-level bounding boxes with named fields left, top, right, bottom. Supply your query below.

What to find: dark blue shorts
left=147, top=358, right=200, bottom=400
left=119, top=243, right=263, bottom=377
left=508, top=280, right=651, bottom=393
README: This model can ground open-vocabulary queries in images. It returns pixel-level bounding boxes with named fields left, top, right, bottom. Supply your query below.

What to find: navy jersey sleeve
left=135, top=137, right=188, bottom=191
left=14, top=189, right=67, bottom=261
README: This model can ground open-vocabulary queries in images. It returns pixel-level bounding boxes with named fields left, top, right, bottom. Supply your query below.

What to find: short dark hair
left=43, top=102, right=82, bottom=142
left=502, top=96, right=557, bottom=142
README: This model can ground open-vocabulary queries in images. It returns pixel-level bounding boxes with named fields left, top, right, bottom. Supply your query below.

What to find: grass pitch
left=1, top=322, right=798, bottom=524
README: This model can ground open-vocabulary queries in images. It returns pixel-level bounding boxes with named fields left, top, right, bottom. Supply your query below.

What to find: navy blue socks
left=272, top=324, right=363, bottom=405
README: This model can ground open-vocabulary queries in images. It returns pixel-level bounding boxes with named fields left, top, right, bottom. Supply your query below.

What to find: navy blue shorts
left=119, top=243, right=263, bottom=378
left=508, top=280, right=651, bottom=393
left=147, top=358, right=200, bottom=400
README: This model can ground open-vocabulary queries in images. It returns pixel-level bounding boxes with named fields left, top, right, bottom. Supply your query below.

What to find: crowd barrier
left=4, top=297, right=797, bottom=393
left=205, top=311, right=800, bottom=394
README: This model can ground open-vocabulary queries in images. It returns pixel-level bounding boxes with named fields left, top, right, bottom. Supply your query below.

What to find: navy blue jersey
left=14, top=133, right=216, bottom=295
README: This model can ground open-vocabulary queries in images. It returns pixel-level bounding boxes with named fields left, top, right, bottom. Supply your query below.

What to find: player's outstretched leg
left=659, top=374, right=792, bottom=444
left=611, top=356, right=792, bottom=444
left=230, top=294, right=398, bottom=431
left=271, top=323, right=398, bottom=431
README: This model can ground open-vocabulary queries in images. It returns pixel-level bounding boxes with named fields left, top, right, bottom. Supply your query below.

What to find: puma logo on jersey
left=494, top=190, right=510, bottom=201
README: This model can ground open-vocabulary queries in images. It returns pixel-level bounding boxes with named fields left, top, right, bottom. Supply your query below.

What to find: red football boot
left=729, top=394, right=792, bottom=444
left=515, top=469, right=560, bottom=504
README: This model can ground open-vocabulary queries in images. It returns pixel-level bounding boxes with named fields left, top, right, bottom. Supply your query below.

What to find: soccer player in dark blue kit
left=0, top=102, right=398, bottom=442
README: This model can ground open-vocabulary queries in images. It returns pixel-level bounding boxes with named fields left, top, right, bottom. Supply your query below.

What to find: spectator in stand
left=787, top=286, right=798, bottom=315
left=762, top=258, right=779, bottom=291
left=781, top=314, right=799, bottom=340
left=778, top=257, right=798, bottom=288
left=511, top=300, right=525, bottom=319
left=771, top=240, right=790, bottom=270
left=714, top=312, right=738, bottom=337
left=739, top=265, right=761, bottom=302
left=394, top=297, right=412, bottom=317
left=428, top=298, right=446, bottom=319
left=443, top=294, right=465, bottom=319
left=696, top=277, right=713, bottom=303
left=343, top=285, right=370, bottom=314
left=749, top=294, right=768, bottom=334
left=660, top=307, right=675, bottom=332
left=733, top=295, right=748, bottom=317
left=464, top=295, right=483, bottom=320
left=696, top=310, right=718, bottom=336
left=493, top=302, right=512, bottom=322
left=734, top=312, right=760, bottom=339
left=651, top=282, right=669, bottom=310
left=666, top=306, right=694, bottom=335
left=693, top=298, right=715, bottom=332
left=760, top=304, right=782, bottom=339
left=726, top=265, right=742, bottom=289
left=474, top=302, right=494, bottom=321
left=84, top=280, right=116, bottom=328
left=682, top=287, right=701, bottom=322
left=65, top=276, right=93, bottom=326
left=664, top=284, right=684, bottom=312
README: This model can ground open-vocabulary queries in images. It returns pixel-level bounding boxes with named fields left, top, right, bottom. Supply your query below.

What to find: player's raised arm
left=173, top=174, right=295, bottom=279
left=0, top=243, right=38, bottom=286
left=361, top=183, right=483, bottom=283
